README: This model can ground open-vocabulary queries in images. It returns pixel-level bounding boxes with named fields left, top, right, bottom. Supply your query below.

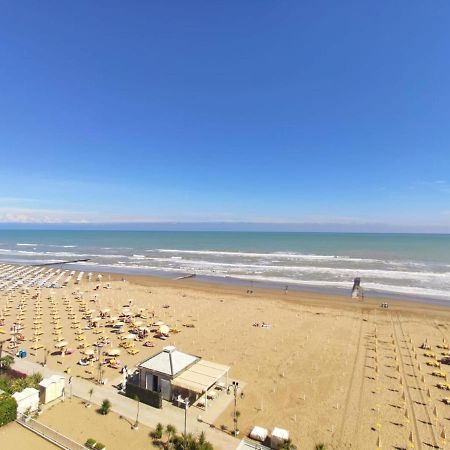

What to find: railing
left=17, top=416, right=86, bottom=450
left=238, top=438, right=272, bottom=450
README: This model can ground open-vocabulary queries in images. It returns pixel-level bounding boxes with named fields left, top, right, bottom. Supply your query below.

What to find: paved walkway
left=12, top=358, right=240, bottom=450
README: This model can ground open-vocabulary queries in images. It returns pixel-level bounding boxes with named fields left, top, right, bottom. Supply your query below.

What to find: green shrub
left=94, top=442, right=105, bottom=450
left=85, top=438, right=96, bottom=448
left=0, top=395, right=18, bottom=427
left=151, top=422, right=163, bottom=439
left=0, top=356, right=14, bottom=371
left=99, top=399, right=111, bottom=415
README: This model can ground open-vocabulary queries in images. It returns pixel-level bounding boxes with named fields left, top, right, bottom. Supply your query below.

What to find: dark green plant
left=280, top=439, right=297, bottom=450
left=99, top=399, right=111, bottom=415
left=85, top=438, right=96, bottom=448
left=314, top=444, right=326, bottom=450
left=153, top=426, right=214, bottom=450
left=0, top=394, right=17, bottom=427
left=151, top=422, right=164, bottom=439
left=94, top=442, right=105, bottom=450
left=0, top=355, right=14, bottom=371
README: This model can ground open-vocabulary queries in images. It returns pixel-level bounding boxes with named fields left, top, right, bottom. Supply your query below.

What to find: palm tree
left=133, top=395, right=140, bottom=429
left=165, top=424, right=177, bottom=449
left=233, top=410, right=241, bottom=436
left=150, top=422, right=164, bottom=442
left=197, top=432, right=213, bottom=450
left=86, top=388, right=94, bottom=407
left=43, top=348, right=49, bottom=367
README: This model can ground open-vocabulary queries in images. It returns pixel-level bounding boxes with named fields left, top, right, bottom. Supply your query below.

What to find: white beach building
left=12, top=387, right=40, bottom=417
left=39, top=374, right=65, bottom=404
left=270, top=427, right=290, bottom=449
left=136, top=346, right=229, bottom=408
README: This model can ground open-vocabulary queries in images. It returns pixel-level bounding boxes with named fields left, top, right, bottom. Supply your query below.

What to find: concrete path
left=12, top=357, right=240, bottom=450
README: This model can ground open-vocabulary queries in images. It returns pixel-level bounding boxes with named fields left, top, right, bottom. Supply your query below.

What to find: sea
left=0, top=230, right=449, bottom=302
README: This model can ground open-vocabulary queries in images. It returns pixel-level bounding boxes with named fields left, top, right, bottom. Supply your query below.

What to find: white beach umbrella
left=159, top=325, right=170, bottom=336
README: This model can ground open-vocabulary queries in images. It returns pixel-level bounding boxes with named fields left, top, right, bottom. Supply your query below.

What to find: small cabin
left=39, top=375, right=65, bottom=404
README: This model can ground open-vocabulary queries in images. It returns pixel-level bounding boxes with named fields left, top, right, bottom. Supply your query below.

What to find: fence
left=17, top=416, right=86, bottom=450
left=125, top=381, right=162, bottom=409
left=237, top=438, right=272, bottom=450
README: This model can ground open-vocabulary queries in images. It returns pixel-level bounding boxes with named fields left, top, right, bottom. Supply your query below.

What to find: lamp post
left=184, top=396, right=190, bottom=449
left=227, top=381, right=244, bottom=436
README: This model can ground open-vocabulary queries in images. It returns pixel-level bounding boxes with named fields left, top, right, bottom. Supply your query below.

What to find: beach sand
left=0, top=421, right=58, bottom=450
left=2, top=269, right=450, bottom=449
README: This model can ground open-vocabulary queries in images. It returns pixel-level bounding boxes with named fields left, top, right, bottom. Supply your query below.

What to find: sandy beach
left=2, top=266, right=450, bottom=449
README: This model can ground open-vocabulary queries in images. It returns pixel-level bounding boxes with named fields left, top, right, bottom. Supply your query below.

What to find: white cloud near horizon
left=1, top=206, right=450, bottom=233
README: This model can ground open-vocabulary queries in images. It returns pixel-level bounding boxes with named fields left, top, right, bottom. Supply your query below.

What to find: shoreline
left=93, top=266, right=450, bottom=315
left=0, top=256, right=441, bottom=307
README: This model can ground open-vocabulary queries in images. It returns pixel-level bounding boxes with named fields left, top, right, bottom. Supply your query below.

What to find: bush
left=99, top=399, right=111, bottom=415
left=151, top=422, right=163, bottom=439
left=0, top=355, right=14, bottom=371
left=94, top=442, right=105, bottom=450
left=85, top=438, right=96, bottom=448
left=0, top=395, right=18, bottom=427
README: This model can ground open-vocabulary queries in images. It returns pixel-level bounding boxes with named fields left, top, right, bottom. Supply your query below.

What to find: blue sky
left=0, top=1, right=449, bottom=231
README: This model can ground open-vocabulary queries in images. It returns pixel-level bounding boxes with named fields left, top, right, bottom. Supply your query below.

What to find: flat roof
left=138, top=346, right=199, bottom=377
left=172, top=359, right=230, bottom=394
left=12, top=387, right=39, bottom=401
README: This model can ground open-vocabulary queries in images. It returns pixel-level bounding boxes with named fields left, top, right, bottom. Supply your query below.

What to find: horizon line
left=0, top=221, right=449, bottom=234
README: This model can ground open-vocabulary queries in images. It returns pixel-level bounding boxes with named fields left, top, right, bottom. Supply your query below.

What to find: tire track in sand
left=336, top=310, right=366, bottom=447
left=396, top=313, right=438, bottom=449
left=391, top=312, right=423, bottom=450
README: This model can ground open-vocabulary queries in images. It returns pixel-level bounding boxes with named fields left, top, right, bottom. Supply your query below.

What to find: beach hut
left=270, top=427, right=290, bottom=449
left=250, top=425, right=269, bottom=443
left=12, top=387, right=39, bottom=417
left=39, top=375, right=65, bottom=404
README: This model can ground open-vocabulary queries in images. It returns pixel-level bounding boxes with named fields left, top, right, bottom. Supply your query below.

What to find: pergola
left=172, top=359, right=229, bottom=409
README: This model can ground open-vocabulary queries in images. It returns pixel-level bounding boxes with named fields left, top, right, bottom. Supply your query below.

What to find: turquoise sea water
left=0, top=230, right=449, bottom=300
